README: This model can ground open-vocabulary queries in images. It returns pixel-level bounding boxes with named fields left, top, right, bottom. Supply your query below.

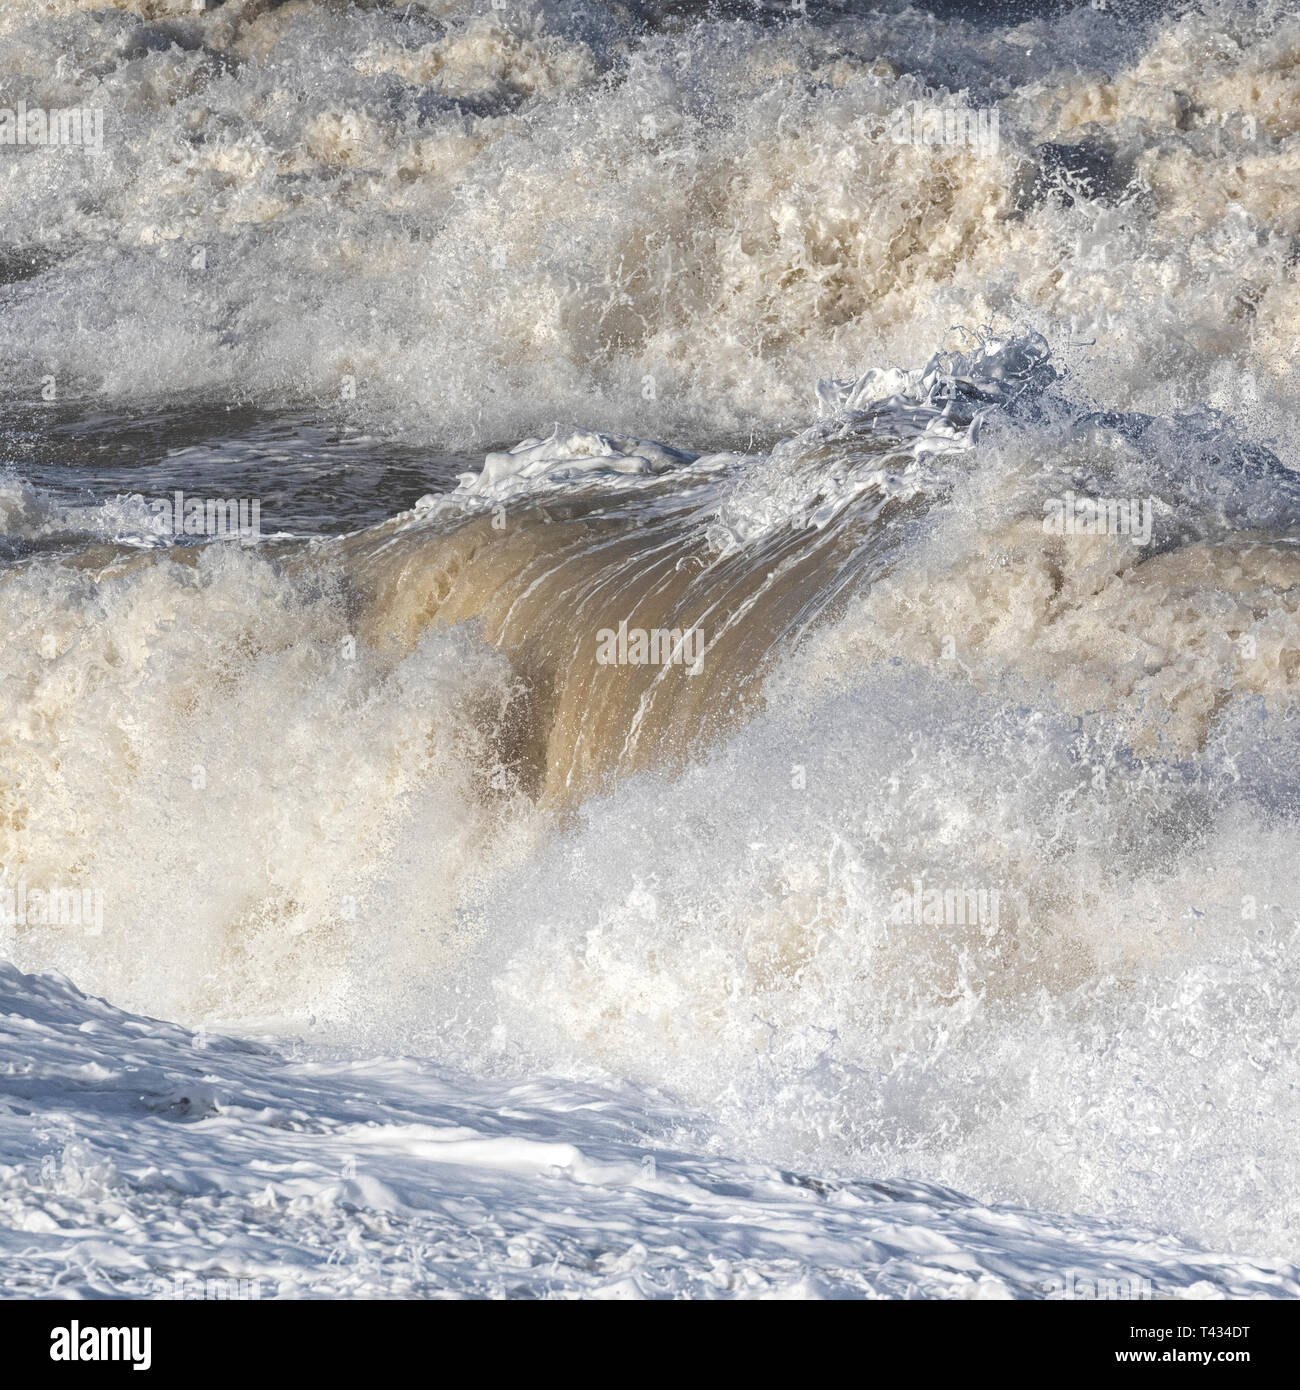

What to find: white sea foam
left=7, top=962, right=1296, bottom=1299
left=450, top=426, right=700, bottom=496
left=0, top=1, right=1296, bottom=445
left=4, top=0, right=1300, bottom=1297
left=4, top=329, right=1300, bottom=1270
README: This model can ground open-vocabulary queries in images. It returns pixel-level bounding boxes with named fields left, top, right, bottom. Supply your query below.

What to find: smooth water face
left=3, top=0, right=1300, bottom=1294
left=0, top=403, right=475, bottom=546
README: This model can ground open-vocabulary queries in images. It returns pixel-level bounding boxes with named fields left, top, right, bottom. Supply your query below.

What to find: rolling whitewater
left=2, top=0, right=1300, bottom=1299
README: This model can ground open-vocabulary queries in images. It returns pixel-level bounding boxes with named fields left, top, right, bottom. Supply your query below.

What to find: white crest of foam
left=451, top=426, right=700, bottom=498
left=1, top=2, right=1297, bottom=445
left=817, top=334, right=1055, bottom=435
left=0, top=476, right=173, bottom=551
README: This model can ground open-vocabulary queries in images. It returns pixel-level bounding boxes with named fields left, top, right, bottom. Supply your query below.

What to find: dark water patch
left=0, top=246, right=63, bottom=288
left=0, top=403, right=477, bottom=539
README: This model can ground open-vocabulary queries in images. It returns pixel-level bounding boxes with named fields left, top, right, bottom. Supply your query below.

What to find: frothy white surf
left=0, top=0, right=1297, bottom=445
left=6, top=329, right=1300, bottom=1270
left=4, top=0, right=1300, bottom=1296
left=8, top=963, right=1297, bottom=1299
